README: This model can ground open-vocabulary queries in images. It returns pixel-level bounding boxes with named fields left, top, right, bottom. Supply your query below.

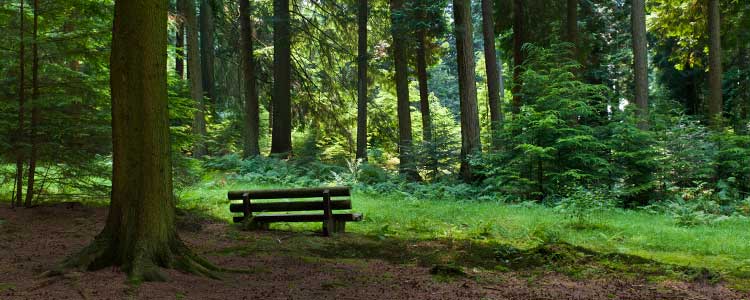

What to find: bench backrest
left=228, top=187, right=351, bottom=215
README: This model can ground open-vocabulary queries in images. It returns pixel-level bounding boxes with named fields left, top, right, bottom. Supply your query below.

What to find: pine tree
left=240, top=0, right=260, bottom=157
left=270, top=0, right=292, bottom=156
left=453, top=0, right=481, bottom=181
left=60, top=0, right=217, bottom=281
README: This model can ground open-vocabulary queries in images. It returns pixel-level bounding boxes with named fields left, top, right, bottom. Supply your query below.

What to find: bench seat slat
left=233, top=213, right=362, bottom=224
left=229, top=200, right=351, bottom=213
left=227, top=187, right=350, bottom=200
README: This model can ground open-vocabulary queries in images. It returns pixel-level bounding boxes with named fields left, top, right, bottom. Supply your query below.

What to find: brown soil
left=0, top=204, right=747, bottom=300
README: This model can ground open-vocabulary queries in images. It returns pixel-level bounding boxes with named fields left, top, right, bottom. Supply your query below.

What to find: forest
left=1, top=0, right=749, bottom=299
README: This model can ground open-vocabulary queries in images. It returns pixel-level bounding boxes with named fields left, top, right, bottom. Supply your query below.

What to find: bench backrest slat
left=229, top=199, right=352, bottom=213
left=227, top=186, right=350, bottom=200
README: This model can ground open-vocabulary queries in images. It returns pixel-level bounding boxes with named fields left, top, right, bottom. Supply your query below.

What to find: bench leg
left=333, top=220, right=346, bottom=233
left=322, top=221, right=345, bottom=235
left=245, top=221, right=269, bottom=231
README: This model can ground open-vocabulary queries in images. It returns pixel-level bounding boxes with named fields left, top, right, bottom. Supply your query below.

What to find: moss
left=320, top=280, right=348, bottom=290
left=430, top=264, right=466, bottom=279
left=0, top=283, right=15, bottom=292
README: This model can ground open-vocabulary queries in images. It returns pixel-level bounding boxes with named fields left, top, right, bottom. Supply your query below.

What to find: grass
left=178, top=172, right=750, bottom=287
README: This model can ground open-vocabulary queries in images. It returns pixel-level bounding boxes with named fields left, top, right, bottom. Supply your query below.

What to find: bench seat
left=232, top=212, right=363, bottom=223
left=227, top=186, right=362, bottom=236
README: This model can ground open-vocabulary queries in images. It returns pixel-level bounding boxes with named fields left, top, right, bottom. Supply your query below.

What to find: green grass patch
left=177, top=173, right=750, bottom=287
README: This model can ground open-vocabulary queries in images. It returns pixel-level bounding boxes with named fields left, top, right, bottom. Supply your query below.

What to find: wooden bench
left=228, top=186, right=362, bottom=236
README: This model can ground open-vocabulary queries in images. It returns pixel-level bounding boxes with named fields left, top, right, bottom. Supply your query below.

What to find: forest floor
left=1, top=204, right=749, bottom=300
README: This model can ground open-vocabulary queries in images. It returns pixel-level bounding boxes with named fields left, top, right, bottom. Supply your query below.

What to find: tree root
left=45, top=233, right=237, bottom=283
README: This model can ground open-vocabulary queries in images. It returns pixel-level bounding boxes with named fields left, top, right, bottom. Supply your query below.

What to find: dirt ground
left=0, top=204, right=747, bottom=300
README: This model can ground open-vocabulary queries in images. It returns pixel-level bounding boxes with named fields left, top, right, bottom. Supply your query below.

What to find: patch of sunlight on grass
left=176, top=173, right=750, bottom=279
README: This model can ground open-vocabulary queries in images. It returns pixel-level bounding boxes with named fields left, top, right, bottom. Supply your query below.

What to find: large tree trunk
left=453, top=0, right=482, bottom=181
left=200, top=0, right=216, bottom=117
left=390, top=0, right=417, bottom=179
left=182, top=0, right=208, bottom=157
left=511, top=0, right=524, bottom=115
left=707, top=0, right=723, bottom=124
left=14, top=0, right=26, bottom=208
left=481, top=0, right=503, bottom=144
left=416, top=30, right=432, bottom=147
left=355, top=0, right=368, bottom=161
left=25, top=0, right=40, bottom=207
left=175, top=0, right=185, bottom=79
left=61, top=0, right=216, bottom=282
left=240, top=0, right=259, bottom=157
left=632, top=0, right=648, bottom=129
left=270, top=0, right=292, bottom=156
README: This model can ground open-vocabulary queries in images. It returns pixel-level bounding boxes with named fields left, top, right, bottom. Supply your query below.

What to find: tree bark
left=25, top=0, right=40, bottom=207
left=390, top=0, right=417, bottom=179
left=182, top=0, right=208, bottom=157
left=175, top=0, right=185, bottom=79
left=481, top=0, right=503, bottom=143
left=511, top=0, right=524, bottom=115
left=707, top=0, right=723, bottom=124
left=14, top=0, right=26, bottom=208
left=453, top=0, right=482, bottom=181
left=200, top=0, right=216, bottom=117
left=270, top=0, right=292, bottom=156
left=240, top=0, right=259, bottom=157
left=60, top=0, right=217, bottom=282
left=632, top=0, right=649, bottom=129
left=565, top=0, right=578, bottom=59
left=355, top=0, right=368, bottom=161
left=416, top=30, right=432, bottom=146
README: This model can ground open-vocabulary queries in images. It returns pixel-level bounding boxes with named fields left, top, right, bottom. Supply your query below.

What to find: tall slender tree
left=240, top=0, right=259, bottom=157
left=707, top=0, right=723, bottom=124
left=453, top=0, right=481, bottom=181
left=632, top=0, right=649, bottom=128
left=565, top=0, right=578, bottom=58
left=200, top=0, right=216, bottom=116
left=25, top=0, right=40, bottom=207
left=182, top=0, right=208, bottom=157
left=270, top=0, right=292, bottom=156
left=355, top=0, right=369, bottom=160
left=175, top=0, right=185, bottom=79
left=511, top=0, right=524, bottom=115
left=60, top=0, right=218, bottom=282
left=390, top=0, right=417, bottom=179
left=481, top=0, right=503, bottom=142
left=14, top=0, right=26, bottom=208
left=416, top=26, right=432, bottom=147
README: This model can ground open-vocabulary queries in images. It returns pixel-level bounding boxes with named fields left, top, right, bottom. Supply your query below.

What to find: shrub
left=554, top=186, right=615, bottom=227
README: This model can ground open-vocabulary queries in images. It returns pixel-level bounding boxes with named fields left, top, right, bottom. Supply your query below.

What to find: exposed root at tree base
left=45, top=234, right=225, bottom=283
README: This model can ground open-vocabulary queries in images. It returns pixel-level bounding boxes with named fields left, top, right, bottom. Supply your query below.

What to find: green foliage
left=554, top=187, right=615, bottom=227
left=477, top=44, right=611, bottom=201
left=607, top=111, right=659, bottom=206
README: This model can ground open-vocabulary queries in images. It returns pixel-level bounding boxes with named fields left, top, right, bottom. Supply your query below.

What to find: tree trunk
left=632, top=0, right=649, bottom=129
left=200, top=0, right=216, bottom=118
left=707, top=0, right=723, bottom=124
left=565, top=0, right=578, bottom=59
left=453, top=0, right=482, bottom=181
left=240, top=0, right=259, bottom=157
left=182, top=0, right=208, bottom=157
left=416, top=30, right=432, bottom=146
left=390, top=0, right=417, bottom=179
left=355, top=0, right=368, bottom=161
left=14, top=0, right=26, bottom=208
left=175, top=0, right=185, bottom=79
left=481, top=0, right=503, bottom=143
left=25, top=0, right=40, bottom=207
left=511, top=0, right=524, bottom=115
left=270, top=0, right=292, bottom=156
left=60, top=0, right=217, bottom=282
